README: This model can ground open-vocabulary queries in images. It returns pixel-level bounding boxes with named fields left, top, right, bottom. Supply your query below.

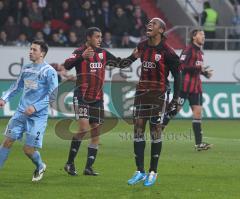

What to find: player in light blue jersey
left=0, top=40, right=58, bottom=182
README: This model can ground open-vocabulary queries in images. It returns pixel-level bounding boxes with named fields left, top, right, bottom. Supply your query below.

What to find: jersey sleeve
left=0, top=68, right=24, bottom=102
left=64, top=49, right=84, bottom=70
left=164, top=47, right=181, bottom=99
left=105, top=50, right=135, bottom=68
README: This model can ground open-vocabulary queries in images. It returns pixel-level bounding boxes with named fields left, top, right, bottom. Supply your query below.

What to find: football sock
left=67, top=137, right=81, bottom=164
left=0, top=146, right=10, bottom=169
left=149, top=140, right=162, bottom=173
left=192, top=119, right=202, bottom=145
left=30, top=151, right=43, bottom=170
left=85, top=144, right=98, bottom=169
left=134, top=139, right=146, bottom=173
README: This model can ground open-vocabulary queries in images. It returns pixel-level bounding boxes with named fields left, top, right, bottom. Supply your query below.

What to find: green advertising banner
left=0, top=80, right=240, bottom=119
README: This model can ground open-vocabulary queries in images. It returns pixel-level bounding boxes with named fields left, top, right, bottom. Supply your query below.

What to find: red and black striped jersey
left=64, top=45, right=119, bottom=101
left=134, top=39, right=180, bottom=98
left=179, top=43, right=204, bottom=93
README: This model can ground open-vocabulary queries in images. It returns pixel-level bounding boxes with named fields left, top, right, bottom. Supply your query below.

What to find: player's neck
left=33, top=59, right=44, bottom=64
left=193, top=41, right=202, bottom=48
left=148, top=36, right=162, bottom=46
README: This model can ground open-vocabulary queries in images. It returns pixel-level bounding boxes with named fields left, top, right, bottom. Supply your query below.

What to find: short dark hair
left=86, top=27, right=101, bottom=37
left=31, top=40, right=48, bottom=56
left=204, top=2, right=210, bottom=9
left=190, top=28, right=203, bottom=42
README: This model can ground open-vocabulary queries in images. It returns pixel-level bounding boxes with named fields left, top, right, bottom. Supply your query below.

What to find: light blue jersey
left=1, top=61, right=58, bottom=116
left=1, top=61, right=58, bottom=148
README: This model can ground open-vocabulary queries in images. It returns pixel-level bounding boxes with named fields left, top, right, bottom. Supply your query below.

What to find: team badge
left=180, top=54, right=186, bottom=61
left=98, top=53, right=103, bottom=60
left=155, top=54, right=161, bottom=61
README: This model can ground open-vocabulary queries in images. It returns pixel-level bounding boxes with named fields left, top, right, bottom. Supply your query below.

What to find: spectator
left=130, top=6, right=148, bottom=38
left=67, top=31, right=80, bottom=47
left=20, top=16, right=34, bottom=41
left=110, top=6, right=131, bottom=47
left=28, top=1, right=43, bottom=23
left=70, top=19, right=86, bottom=43
left=42, top=20, right=52, bottom=41
left=58, top=28, right=68, bottom=46
left=120, top=33, right=135, bottom=48
left=230, top=4, right=240, bottom=50
left=14, top=33, right=30, bottom=47
left=97, top=0, right=113, bottom=32
left=75, top=0, right=97, bottom=27
left=34, top=31, right=45, bottom=41
left=56, top=1, right=73, bottom=25
left=3, top=16, right=20, bottom=42
left=0, top=0, right=8, bottom=29
left=48, top=32, right=64, bottom=47
left=102, top=31, right=116, bottom=48
left=0, top=30, right=12, bottom=46
left=201, top=1, right=218, bottom=49
left=10, top=0, right=28, bottom=25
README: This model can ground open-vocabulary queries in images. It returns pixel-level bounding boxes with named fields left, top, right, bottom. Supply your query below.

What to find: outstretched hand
left=202, top=66, right=213, bottom=79
left=0, top=99, right=5, bottom=108
left=82, top=47, right=94, bottom=59
left=132, top=48, right=140, bottom=59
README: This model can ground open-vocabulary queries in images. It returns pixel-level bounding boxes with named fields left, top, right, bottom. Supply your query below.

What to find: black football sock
left=192, top=119, right=202, bottom=145
left=85, top=144, right=98, bottom=169
left=149, top=140, right=162, bottom=173
left=67, top=137, right=81, bottom=164
left=134, top=139, right=146, bottom=173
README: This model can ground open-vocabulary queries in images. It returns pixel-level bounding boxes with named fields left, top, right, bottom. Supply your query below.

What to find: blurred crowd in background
left=0, top=0, right=148, bottom=48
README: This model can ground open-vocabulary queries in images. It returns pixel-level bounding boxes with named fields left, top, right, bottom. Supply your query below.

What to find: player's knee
left=23, top=145, right=34, bottom=156
left=2, top=137, right=15, bottom=148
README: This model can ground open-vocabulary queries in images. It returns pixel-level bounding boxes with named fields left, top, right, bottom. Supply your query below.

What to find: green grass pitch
left=0, top=118, right=239, bottom=199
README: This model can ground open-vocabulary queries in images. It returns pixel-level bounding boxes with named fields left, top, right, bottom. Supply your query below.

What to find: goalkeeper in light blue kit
left=0, top=40, right=58, bottom=182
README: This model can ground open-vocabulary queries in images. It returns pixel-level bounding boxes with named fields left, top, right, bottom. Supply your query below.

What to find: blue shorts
left=4, top=112, right=47, bottom=148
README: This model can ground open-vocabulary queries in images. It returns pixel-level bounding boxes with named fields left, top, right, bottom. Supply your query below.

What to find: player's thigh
left=25, top=118, right=47, bottom=149
left=189, top=93, right=203, bottom=119
left=4, top=112, right=27, bottom=141
left=89, top=100, right=104, bottom=125
left=134, top=90, right=165, bottom=120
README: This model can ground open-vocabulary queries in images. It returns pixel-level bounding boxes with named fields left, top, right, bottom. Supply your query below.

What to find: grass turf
left=0, top=118, right=239, bottom=199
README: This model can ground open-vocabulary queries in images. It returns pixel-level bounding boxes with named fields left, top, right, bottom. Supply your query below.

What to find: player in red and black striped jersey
left=63, top=27, right=130, bottom=176
left=162, top=28, right=213, bottom=151
left=127, top=18, right=181, bottom=186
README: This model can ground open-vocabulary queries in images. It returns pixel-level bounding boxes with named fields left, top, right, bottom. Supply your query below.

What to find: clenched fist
left=25, top=106, right=36, bottom=115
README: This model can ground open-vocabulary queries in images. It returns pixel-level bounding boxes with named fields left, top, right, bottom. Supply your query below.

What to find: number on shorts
left=35, top=132, right=40, bottom=141
left=79, top=107, right=88, bottom=117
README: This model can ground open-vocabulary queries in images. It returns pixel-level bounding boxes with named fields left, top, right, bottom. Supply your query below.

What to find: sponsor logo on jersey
left=155, top=54, right=161, bottom=61
left=90, top=62, right=103, bottom=69
left=24, top=79, right=38, bottom=89
left=142, top=61, right=156, bottom=68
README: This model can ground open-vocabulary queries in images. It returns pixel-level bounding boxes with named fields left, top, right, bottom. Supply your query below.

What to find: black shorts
left=73, top=97, right=104, bottom=124
left=133, top=90, right=167, bottom=124
left=179, top=91, right=203, bottom=106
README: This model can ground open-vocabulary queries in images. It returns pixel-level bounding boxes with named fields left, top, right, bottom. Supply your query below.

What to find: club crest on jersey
left=155, top=54, right=161, bottom=61
left=180, top=54, right=186, bottom=61
left=98, top=53, right=103, bottom=60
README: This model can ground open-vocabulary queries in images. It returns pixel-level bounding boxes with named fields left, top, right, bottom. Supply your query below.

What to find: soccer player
left=127, top=18, right=180, bottom=186
left=63, top=27, right=130, bottom=176
left=0, top=40, right=58, bottom=182
left=162, top=28, right=213, bottom=151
